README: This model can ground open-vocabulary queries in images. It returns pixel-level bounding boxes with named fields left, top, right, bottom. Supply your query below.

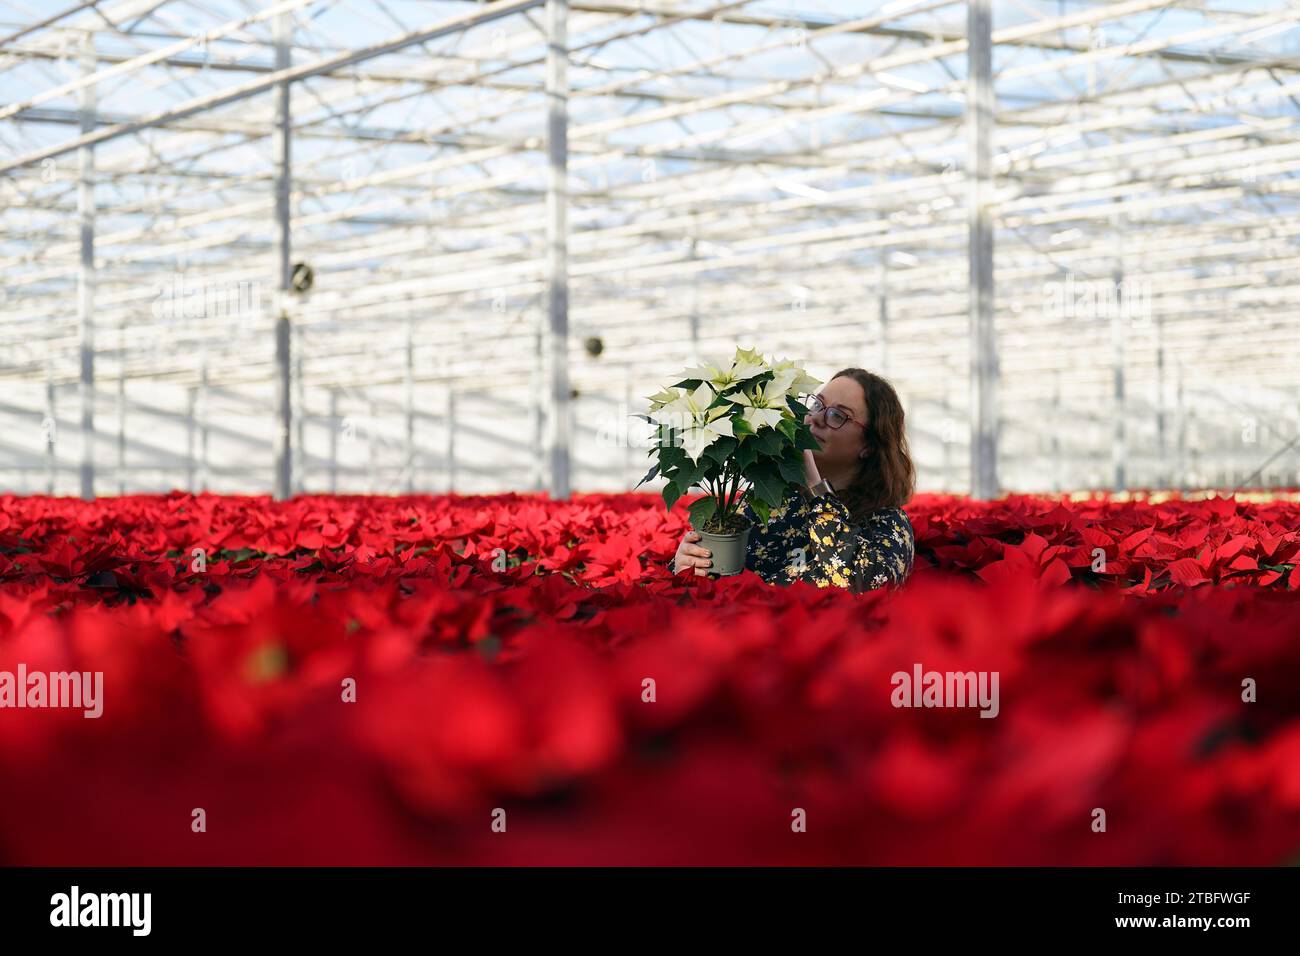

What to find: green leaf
left=750, top=496, right=771, bottom=526
left=793, top=426, right=820, bottom=452
left=662, top=482, right=683, bottom=513
left=776, top=417, right=796, bottom=441
left=754, top=429, right=782, bottom=456
left=687, top=495, right=717, bottom=529
left=748, top=466, right=786, bottom=508
left=634, top=462, right=660, bottom=489
left=776, top=455, right=804, bottom=485
left=733, top=439, right=758, bottom=473
left=675, top=460, right=710, bottom=491
left=659, top=443, right=687, bottom=468
left=732, top=417, right=756, bottom=438
left=702, top=435, right=738, bottom=465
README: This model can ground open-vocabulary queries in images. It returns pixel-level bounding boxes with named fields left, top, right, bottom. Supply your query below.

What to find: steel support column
left=199, top=355, right=209, bottom=491
left=1111, top=267, right=1126, bottom=493
left=328, top=388, right=339, bottom=494
left=878, top=260, right=889, bottom=375
left=531, top=328, right=543, bottom=492
left=272, top=12, right=293, bottom=500
left=446, top=386, right=457, bottom=493
left=116, top=314, right=125, bottom=493
left=77, top=35, right=95, bottom=499
left=967, top=0, right=998, bottom=500
left=1155, top=313, right=1166, bottom=489
left=545, top=0, right=571, bottom=500
left=45, top=366, right=56, bottom=494
left=405, top=317, right=415, bottom=493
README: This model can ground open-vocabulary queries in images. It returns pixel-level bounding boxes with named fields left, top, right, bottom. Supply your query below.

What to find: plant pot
left=691, top=518, right=752, bottom=577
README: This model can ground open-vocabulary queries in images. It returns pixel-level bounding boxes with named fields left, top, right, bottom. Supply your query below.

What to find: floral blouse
left=738, top=486, right=914, bottom=592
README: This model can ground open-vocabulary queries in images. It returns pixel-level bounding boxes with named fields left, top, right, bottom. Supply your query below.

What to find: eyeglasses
left=803, top=393, right=863, bottom=431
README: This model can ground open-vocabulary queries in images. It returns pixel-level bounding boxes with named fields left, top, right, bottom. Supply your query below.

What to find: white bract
left=680, top=349, right=767, bottom=393
left=648, top=381, right=735, bottom=462
left=646, top=384, right=684, bottom=410
left=722, top=368, right=796, bottom=432
left=770, top=357, right=821, bottom=397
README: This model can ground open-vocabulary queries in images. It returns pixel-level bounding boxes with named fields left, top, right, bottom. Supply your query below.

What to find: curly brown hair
left=815, top=368, right=915, bottom=522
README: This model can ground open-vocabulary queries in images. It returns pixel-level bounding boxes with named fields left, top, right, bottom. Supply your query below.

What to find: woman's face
left=805, top=375, right=869, bottom=468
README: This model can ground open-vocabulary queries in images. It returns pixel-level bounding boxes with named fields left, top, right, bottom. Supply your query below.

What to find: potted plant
left=633, top=346, right=822, bottom=576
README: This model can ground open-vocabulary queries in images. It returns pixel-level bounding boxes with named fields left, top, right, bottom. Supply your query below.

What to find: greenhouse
left=1, top=0, right=1298, bottom=886
left=3, top=0, right=1297, bottom=498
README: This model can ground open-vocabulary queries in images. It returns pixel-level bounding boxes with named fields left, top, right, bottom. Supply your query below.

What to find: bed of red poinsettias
left=1, top=490, right=1298, bottom=865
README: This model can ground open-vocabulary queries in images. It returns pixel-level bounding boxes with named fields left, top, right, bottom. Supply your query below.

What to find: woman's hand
left=672, top=529, right=712, bottom=576
left=803, top=449, right=821, bottom=487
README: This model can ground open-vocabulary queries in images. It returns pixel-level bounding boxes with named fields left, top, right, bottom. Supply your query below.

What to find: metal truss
left=2, top=0, right=1299, bottom=497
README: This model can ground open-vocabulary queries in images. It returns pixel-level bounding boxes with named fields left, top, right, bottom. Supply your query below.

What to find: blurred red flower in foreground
left=0, top=490, right=1298, bottom=865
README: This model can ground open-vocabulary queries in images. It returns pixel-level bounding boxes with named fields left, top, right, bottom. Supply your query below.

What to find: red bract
left=0, top=490, right=1298, bottom=864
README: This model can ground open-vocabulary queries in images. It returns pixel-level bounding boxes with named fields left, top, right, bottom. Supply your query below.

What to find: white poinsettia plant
left=633, top=346, right=823, bottom=533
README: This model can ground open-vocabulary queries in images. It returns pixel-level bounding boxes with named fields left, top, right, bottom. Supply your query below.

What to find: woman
left=671, top=367, right=915, bottom=593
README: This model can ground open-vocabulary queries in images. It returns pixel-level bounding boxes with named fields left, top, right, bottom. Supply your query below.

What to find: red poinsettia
left=1, top=489, right=1298, bottom=864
